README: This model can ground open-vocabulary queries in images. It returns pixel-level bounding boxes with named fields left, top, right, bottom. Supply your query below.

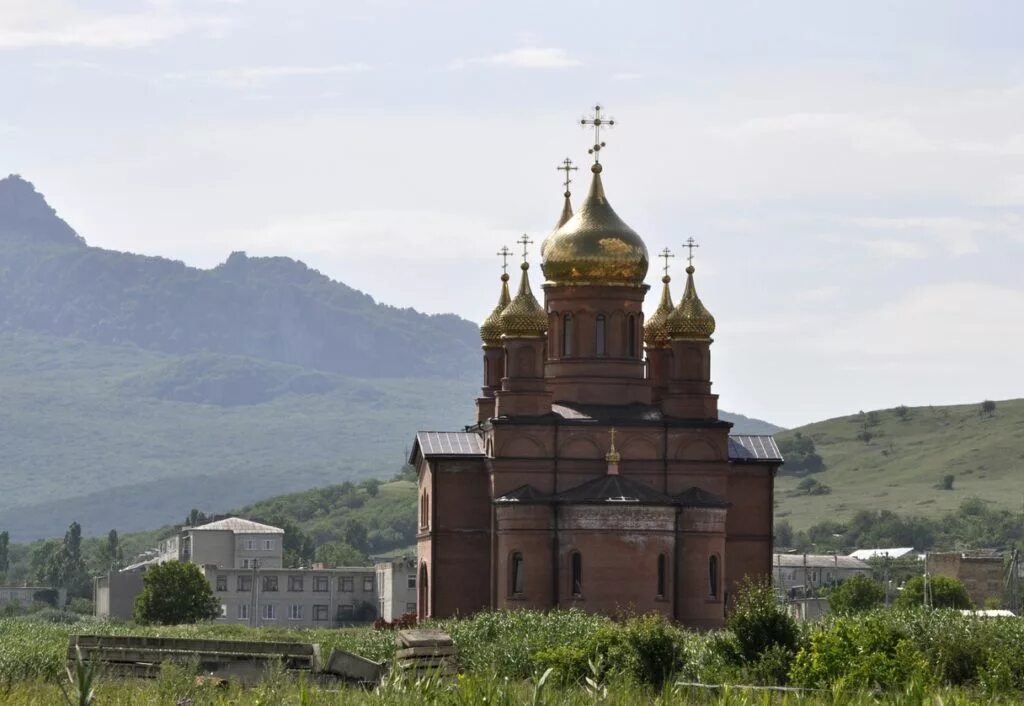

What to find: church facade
left=409, top=112, right=782, bottom=628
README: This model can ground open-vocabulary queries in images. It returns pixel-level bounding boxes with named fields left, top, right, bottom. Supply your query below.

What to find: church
left=408, top=107, right=782, bottom=629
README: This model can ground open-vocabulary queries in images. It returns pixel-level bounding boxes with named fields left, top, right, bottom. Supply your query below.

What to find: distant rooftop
left=848, top=547, right=917, bottom=561
left=189, top=517, right=284, bottom=534
left=410, top=431, right=485, bottom=461
left=774, top=553, right=870, bottom=570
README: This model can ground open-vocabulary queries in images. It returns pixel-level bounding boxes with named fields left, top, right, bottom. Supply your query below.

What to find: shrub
left=133, top=561, right=220, bottom=625
left=828, top=575, right=885, bottom=614
left=895, top=575, right=972, bottom=610
left=727, top=577, right=799, bottom=664
left=533, top=613, right=684, bottom=687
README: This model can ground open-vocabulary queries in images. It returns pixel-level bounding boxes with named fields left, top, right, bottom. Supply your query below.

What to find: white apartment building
left=375, top=556, right=417, bottom=622
left=96, top=516, right=379, bottom=627
left=773, top=553, right=871, bottom=596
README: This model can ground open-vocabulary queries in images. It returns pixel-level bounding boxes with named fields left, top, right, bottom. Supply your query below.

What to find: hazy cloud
left=0, top=5, right=232, bottom=49
left=164, top=63, right=370, bottom=88
left=454, top=47, right=582, bottom=70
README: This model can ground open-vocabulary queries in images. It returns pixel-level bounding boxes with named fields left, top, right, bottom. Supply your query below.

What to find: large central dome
left=541, top=164, right=649, bottom=287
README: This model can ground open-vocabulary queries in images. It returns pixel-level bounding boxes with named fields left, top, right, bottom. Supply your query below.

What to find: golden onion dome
left=539, top=192, right=574, bottom=259
left=500, top=262, right=547, bottom=337
left=541, top=164, right=649, bottom=287
left=667, top=265, right=716, bottom=340
left=479, top=273, right=511, bottom=346
left=643, top=275, right=675, bottom=347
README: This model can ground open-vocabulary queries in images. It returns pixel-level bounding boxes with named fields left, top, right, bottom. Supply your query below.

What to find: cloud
left=864, top=239, right=929, bottom=260
left=454, top=47, right=582, bottom=70
left=164, top=63, right=370, bottom=88
left=0, top=4, right=231, bottom=49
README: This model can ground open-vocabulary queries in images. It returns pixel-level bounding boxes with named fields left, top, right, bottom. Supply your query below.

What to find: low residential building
left=375, top=556, right=417, bottom=622
left=94, top=571, right=144, bottom=619
left=773, top=554, right=871, bottom=596
left=927, top=551, right=1004, bottom=608
left=206, top=565, right=377, bottom=627
left=95, top=516, right=378, bottom=627
left=0, top=585, right=66, bottom=611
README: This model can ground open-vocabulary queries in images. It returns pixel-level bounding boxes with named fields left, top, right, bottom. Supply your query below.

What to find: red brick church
left=409, top=108, right=782, bottom=628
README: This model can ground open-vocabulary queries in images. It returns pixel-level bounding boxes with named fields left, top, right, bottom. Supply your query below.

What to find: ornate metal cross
left=557, top=157, right=578, bottom=194
left=683, top=237, right=700, bottom=266
left=580, top=104, right=615, bottom=163
left=659, top=247, right=675, bottom=277
left=517, top=234, right=534, bottom=262
left=496, top=246, right=512, bottom=274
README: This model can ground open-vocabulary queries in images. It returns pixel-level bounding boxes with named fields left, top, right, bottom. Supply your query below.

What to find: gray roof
left=555, top=474, right=674, bottom=505
left=410, top=431, right=485, bottom=462
left=728, top=435, right=783, bottom=462
left=495, top=485, right=552, bottom=504
left=773, top=554, right=871, bottom=570
left=676, top=486, right=731, bottom=508
left=190, top=517, right=284, bottom=534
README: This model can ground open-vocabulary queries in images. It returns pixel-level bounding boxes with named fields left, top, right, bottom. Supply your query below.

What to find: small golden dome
left=500, top=262, right=547, bottom=337
left=539, top=192, right=573, bottom=259
left=541, top=165, right=649, bottom=287
left=479, top=273, right=511, bottom=346
left=666, top=265, right=716, bottom=340
left=643, top=275, right=675, bottom=347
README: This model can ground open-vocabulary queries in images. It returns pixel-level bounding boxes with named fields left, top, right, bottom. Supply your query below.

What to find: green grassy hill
left=775, top=399, right=1024, bottom=530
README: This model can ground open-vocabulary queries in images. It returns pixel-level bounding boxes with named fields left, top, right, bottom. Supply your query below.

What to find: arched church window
left=562, top=314, right=574, bottom=356
left=510, top=552, right=524, bottom=596
left=571, top=551, right=583, bottom=597
left=420, top=491, right=429, bottom=529
left=657, top=554, right=666, bottom=598
left=419, top=563, right=429, bottom=618
left=627, top=314, right=637, bottom=358
left=595, top=314, right=607, bottom=356
left=709, top=555, right=719, bottom=598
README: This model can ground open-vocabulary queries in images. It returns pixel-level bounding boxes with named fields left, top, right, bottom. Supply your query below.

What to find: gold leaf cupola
left=644, top=275, right=675, bottom=347
left=479, top=272, right=511, bottom=346
left=666, top=241, right=716, bottom=340
left=541, top=107, right=648, bottom=287
left=500, top=236, right=548, bottom=338
left=540, top=158, right=577, bottom=259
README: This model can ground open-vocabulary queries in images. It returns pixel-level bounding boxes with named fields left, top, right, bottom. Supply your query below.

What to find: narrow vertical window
left=562, top=314, right=574, bottom=356
left=709, top=555, right=719, bottom=598
left=595, top=314, right=607, bottom=356
left=657, top=554, right=666, bottom=598
left=627, top=315, right=637, bottom=357
left=571, top=552, right=583, bottom=597
left=510, top=552, right=524, bottom=596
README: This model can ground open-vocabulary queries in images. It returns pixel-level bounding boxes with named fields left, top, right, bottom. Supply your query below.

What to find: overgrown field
left=3, top=608, right=1024, bottom=704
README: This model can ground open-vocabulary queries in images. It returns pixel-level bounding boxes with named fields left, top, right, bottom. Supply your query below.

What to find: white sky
left=2, top=0, right=1023, bottom=428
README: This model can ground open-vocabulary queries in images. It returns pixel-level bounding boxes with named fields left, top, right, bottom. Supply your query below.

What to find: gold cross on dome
left=557, top=157, right=578, bottom=193
left=517, top=234, right=534, bottom=262
left=580, top=104, right=615, bottom=163
left=609, top=427, right=617, bottom=449
left=496, top=246, right=512, bottom=274
left=659, top=248, right=674, bottom=277
left=683, top=237, right=700, bottom=266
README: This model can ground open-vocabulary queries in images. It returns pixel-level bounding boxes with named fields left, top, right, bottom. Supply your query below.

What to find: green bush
left=533, top=613, right=684, bottom=687
left=790, top=612, right=931, bottom=690
left=895, top=575, right=972, bottom=610
left=727, top=577, right=799, bottom=663
left=133, top=561, right=220, bottom=625
left=828, top=574, right=885, bottom=614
